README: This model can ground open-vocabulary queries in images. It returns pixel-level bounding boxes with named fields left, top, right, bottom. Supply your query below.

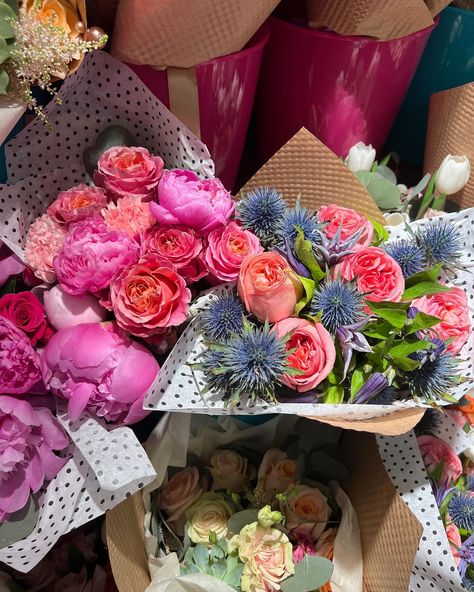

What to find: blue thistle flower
left=370, top=386, right=399, bottom=405
left=405, top=349, right=459, bottom=402
left=449, top=492, right=474, bottom=531
left=201, top=294, right=245, bottom=342
left=199, top=349, right=229, bottom=394
left=236, top=187, right=286, bottom=247
left=278, top=200, right=321, bottom=245
left=415, top=220, right=462, bottom=268
left=385, top=239, right=425, bottom=278
left=310, top=279, right=365, bottom=334
left=463, top=577, right=474, bottom=592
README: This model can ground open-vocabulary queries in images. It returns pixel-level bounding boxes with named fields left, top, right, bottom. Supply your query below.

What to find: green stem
left=431, top=193, right=446, bottom=212
left=416, top=172, right=437, bottom=219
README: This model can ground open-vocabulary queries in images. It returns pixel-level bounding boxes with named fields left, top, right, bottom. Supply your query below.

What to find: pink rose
left=237, top=252, right=304, bottom=323
left=110, top=255, right=191, bottom=337
left=445, top=518, right=461, bottom=567
left=413, top=288, right=470, bottom=355
left=44, top=285, right=107, bottom=330
left=318, top=204, right=373, bottom=247
left=417, top=435, right=463, bottom=483
left=292, top=528, right=317, bottom=563
left=334, top=246, right=404, bottom=304
left=282, top=484, right=331, bottom=540
left=0, top=241, right=24, bottom=288
left=273, top=318, right=336, bottom=392
left=47, top=184, right=108, bottom=226
left=0, top=316, right=42, bottom=394
left=101, top=195, right=155, bottom=237
left=159, top=467, right=204, bottom=522
left=258, top=449, right=297, bottom=495
left=142, top=225, right=207, bottom=283
left=54, top=219, right=138, bottom=296
left=94, top=146, right=164, bottom=201
left=0, top=291, right=50, bottom=345
left=150, top=169, right=235, bottom=235
left=204, top=222, right=263, bottom=282
left=25, top=214, right=66, bottom=284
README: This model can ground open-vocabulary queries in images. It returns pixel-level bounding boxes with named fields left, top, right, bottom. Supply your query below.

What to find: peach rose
left=282, top=485, right=331, bottom=540
left=413, top=287, right=470, bottom=355
left=273, top=318, right=336, bottom=392
left=158, top=467, right=204, bottom=522
left=237, top=252, right=303, bottom=323
left=209, top=449, right=252, bottom=492
left=229, top=522, right=294, bottom=592
left=258, top=449, right=297, bottom=495
left=445, top=518, right=461, bottom=567
left=318, top=204, right=373, bottom=247
left=417, top=435, right=463, bottom=483
left=28, top=0, right=81, bottom=37
left=334, top=246, right=404, bottom=304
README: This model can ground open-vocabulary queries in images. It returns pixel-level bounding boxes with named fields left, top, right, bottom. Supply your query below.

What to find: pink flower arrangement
left=25, top=214, right=66, bottom=283
left=47, top=184, right=108, bottom=226
left=101, top=194, right=155, bottom=237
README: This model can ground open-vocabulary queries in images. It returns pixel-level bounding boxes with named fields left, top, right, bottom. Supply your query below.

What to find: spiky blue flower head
left=236, top=187, right=286, bottom=247
left=405, top=349, right=459, bottom=402
left=463, top=576, right=474, bottom=592
left=415, top=220, right=462, bottom=268
left=278, top=200, right=322, bottom=246
left=200, top=349, right=230, bottom=394
left=310, top=279, right=365, bottom=334
left=449, top=492, right=474, bottom=531
left=385, top=239, right=425, bottom=278
left=201, top=293, right=245, bottom=342
left=370, top=387, right=399, bottom=405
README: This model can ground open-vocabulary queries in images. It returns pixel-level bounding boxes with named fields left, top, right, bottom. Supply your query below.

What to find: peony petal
left=34, top=407, right=69, bottom=450
left=0, top=396, right=40, bottom=426
left=24, top=448, right=45, bottom=493
left=110, top=342, right=159, bottom=403
left=0, top=465, right=30, bottom=514
left=37, top=443, right=67, bottom=481
left=67, top=382, right=96, bottom=421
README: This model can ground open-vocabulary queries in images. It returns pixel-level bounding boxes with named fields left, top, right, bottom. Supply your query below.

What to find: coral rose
left=94, top=146, right=164, bottom=201
left=47, top=184, right=107, bottom=226
left=0, top=291, right=50, bottom=345
left=417, top=435, right=463, bottom=483
left=159, top=467, right=204, bottom=522
left=204, top=222, right=263, bottom=282
left=282, top=484, right=331, bottom=540
left=318, top=204, right=373, bottom=247
left=110, top=255, right=191, bottom=337
left=25, top=214, right=66, bottom=284
left=238, top=252, right=304, bottom=323
left=258, top=449, right=297, bottom=495
left=185, top=492, right=235, bottom=544
left=413, top=287, right=470, bottom=355
left=209, top=449, right=253, bottom=492
left=334, top=246, right=404, bottom=304
left=273, top=318, right=336, bottom=392
left=150, top=169, right=235, bottom=235
left=101, top=195, right=155, bottom=237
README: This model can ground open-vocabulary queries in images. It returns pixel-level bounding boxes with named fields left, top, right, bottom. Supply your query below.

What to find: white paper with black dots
left=0, top=50, right=213, bottom=259
left=430, top=410, right=472, bottom=456
left=0, top=409, right=156, bottom=573
left=377, top=431, right=465, bottom=592
left=144, top=209, right=474, bottom=417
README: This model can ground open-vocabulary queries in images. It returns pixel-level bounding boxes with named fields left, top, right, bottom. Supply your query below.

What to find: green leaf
left=324, top=385, right=344, bottom=404
left=227, top=509, right=258, bottom=534
left=405, top=264, right=442, bottom=287
left=366, top=300, right=408, bottom=329
left=389, top=340, right=431, bottom=358
left=0, top=69, right=8, bottom=93
left=402, top=281, right=450, bottom=301
left=363, top=319, right=393, bottom=340
left=375, top=165, right=397, bottom=184
left=355, top=170, right=402, bottom=211
left=295, top=275, right=315, bottom=316
left=280, top=556, right=334, bottom=592
left=368, top=216, right=389, bottom=246
left=0, top=2, right=17, bottom=39
left=416, top=172, right=436, bottom=219
left=391, top=356, right=421, bottom=371
left=350, top=368, right=365, bottom=399
left=430, top=459, right=445, bottom=484
left=309, top=451, right=351, bottom=482
left=294, top=228, right=325, bottom=282
left=0, top=36, right=10, bottom=64
left=379, top=153, right=392, bottom=167
left=193, top=544, right=209, bottom=572
left=406, top=173, right=430, bottom=202
left=406, top=312, right=441, bottom=335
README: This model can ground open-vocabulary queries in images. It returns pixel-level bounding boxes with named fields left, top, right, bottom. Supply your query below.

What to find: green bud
left=257, top=505, right=284, bottom=528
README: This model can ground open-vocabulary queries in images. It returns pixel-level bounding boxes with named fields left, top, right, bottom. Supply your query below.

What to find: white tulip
left=435, top=154, right=470, bottom=195
left=345, top=141, right=376, bottom=173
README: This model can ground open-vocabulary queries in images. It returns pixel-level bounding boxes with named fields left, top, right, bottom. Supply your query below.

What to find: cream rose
left=258, top=449, right=297, bottom=495
left=209, top=449, right=253, bottom=492
left=282, top=485, right=331, bottom=540
left=158, top=467, right=204, bottom=522
left=185, top=492, right=235, bottom=544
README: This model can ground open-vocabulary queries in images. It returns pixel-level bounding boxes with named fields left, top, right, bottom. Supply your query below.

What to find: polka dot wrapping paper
left=144, top=209, right=474, bottom=420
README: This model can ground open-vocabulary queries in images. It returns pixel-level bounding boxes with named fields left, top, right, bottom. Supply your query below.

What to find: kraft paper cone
left=306, top=0, right=445, bottom=40
left=111, top=0, right=278, bottom=68
left=424, top=0, right=454, bottom=16
left=424, top=82, right=474, bottom=209
left=452, top=0, right=474, bottom=9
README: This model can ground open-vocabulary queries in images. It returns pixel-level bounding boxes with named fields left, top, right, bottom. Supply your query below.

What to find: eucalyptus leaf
left=0, top=69, right=8, bottom=94
left=0, top=35, right=9, bottom=64
left=375, top=165, right=397, bottom=184
left=355, top=170, right=402, bottom=211
left=0, top=2, right=16, bottom=39
left=407, top=173, right=431, bottom=201
left=227, top=509, right=258, bottom=534
left=193, top=544, right=210, bottom=572
left=280, top=555, right=334, bottom=592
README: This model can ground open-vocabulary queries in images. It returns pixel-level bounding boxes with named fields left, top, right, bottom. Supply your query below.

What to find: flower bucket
left=254, top=16, right=436, bottom=163
left=126, top=24, right=270, bottom=191
left=387, top=5, right=474, bottom=165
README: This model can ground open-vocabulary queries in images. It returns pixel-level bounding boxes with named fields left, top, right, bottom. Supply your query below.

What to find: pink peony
left=318, top=204, right=373, bottom=247
left=150, top=169, right=235, bottom=235
left=0, top=291, right=50, bottom=346
left=417, top=435, right=463, bottom=483
left=0, top=241, right=24, bottom=287
left=0, top=396, right=68, bottom=522
left=54, top=219, right=138, bottom=296
left=25, top=214, right=66, bottom=284
left=413, top=287, right=470, bottom=355
left=101, top=195, right=155, bottom=237
left=334, top=246, right=404, bottom=304
left=41, top=322, right=159, bottom=424
left=142, top=225, right=207, bottom=283
left=47, top=184, right=108, bottom=226
left=204, top=222, right=263, bottom=282
left=94, top=146, right=164, bottom=201
left=44, top=285, right=107, bottom=331
left=0, top=316, right=42, bottom=394
left=110, top=255, right=191, bottom=337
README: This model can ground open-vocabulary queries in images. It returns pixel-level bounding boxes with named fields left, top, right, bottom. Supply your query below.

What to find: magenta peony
left=0, top=316, right=42, bottom=394
left=0, top=396, right=68, bottom=522
left=41, top=322, right=159, bottom=424
left=150, top=170, right=235, bottom=235
left=47, top=184, right=108, bottom=226
left=25, top=214, right=66, bottom=284
left=54, top=219, right=138, bottom=296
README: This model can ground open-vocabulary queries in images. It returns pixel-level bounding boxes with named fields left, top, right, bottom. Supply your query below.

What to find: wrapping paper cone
left=424, top=82, right=474, bottom=209
left=306, top=0, right=447, bottom=40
